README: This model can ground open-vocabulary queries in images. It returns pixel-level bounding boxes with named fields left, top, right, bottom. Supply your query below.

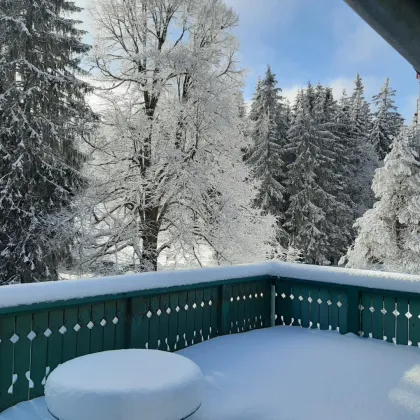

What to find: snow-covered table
left=44, top=349, right=203, bottom=420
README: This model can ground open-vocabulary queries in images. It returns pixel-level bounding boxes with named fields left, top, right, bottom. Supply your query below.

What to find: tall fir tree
left=0, top=0, right=94, bottom=283
left=285, top=85, right=331, bottom=264
left=370, top=78, right=403, bottom=160
left=247, top=66, right=288, bottom=244
left=345, top=127, right=420, bottom=274
left=348, top=74, right=378, bottom=217
left=315, top=85, right=354, bottom=262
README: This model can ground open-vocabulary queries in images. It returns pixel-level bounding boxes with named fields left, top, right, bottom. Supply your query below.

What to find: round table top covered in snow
left=44, top=349, right=203, bottom=420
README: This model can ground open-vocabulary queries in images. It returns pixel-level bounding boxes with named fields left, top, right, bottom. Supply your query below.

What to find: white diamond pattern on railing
left=299, top=295, right=304, bottom=301
left=10, top=334, right=19, bottom=344
left=100, top=319, right=107, bottom=327
left=337, top=301, right=342, bottom=308
left=74, top=323, right=81, bottom=331
left=146, top=311, right=152, bottom=318
left=44, top=328, right=52, bottom=338
left=87, top=321, right=94, bottom=330
left=112, top=317, right=119, bottom=325
left=59, top=326, right=67, bottom=335
left=27, top=331, right=36, bottom=341
left=157, top=309, right=162, bottom=316
left=308, top=297, right=313, bottom=303
left=317, top=298, right=322, bottom=305
left=166, top=307, right=172, bottom=314
left=290, top=294, right=294, bottom=300
left=369, top=306, right=375, bottom=313
left=327, top=300, right=332, bottom=306
left=393, top=309, right=400, bottom=317
left=406, top=311, right=412, bottom=319
left=381, top=308, right=387, bottom=315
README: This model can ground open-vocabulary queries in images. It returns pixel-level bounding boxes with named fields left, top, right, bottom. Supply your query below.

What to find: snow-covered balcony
left=2, top=262, right=420, bottom=419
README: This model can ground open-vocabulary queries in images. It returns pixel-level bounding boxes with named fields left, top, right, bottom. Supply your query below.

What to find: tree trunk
left=140, top=207, right=160, bottom=272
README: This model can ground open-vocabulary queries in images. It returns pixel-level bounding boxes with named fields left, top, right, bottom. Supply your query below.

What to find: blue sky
left=76, top=0, right=419, bottom=122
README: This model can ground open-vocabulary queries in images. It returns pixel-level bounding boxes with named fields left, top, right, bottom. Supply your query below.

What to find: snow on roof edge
left=2, top=262, right=420, bottom=309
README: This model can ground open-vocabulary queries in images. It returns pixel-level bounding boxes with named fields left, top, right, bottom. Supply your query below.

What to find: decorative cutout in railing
left=0, top=278, right=271, bottom=412
left=2, top=264, right=420, bottom=414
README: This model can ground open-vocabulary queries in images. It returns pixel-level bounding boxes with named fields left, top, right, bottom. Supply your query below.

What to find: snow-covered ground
left=2, top=327, right=420, bottom=419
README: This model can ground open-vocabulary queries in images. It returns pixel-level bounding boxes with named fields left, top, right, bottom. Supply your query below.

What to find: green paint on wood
left=361, top=293, right=372, bottom=338
left=396, top=298, right=409, bottom=345
left=328, top=289, right=340, bottom=331
left=76, top=305, right=91, bottom=357
left=30, top=312, right=49, bottom=399
left=291, top=284, right=301, bottom=327
left=46, top=310, right=64, bottom=374
left=90, top=303, right=105, bottom=354
left=158, top=294, right=170, bottom=350
left=237, top=283, right=246, bottom=333
left=256, top=281, right=265, bottom=329
left=185, top=290, right=196, bottom=345
left=249, top=283, right=258, bottom=329
left=115, top=299, right=127, bottom=349
left=13, top=314, right=32, bottom=404
left=176, top=292, right=188, bottom=350
left=130, top=297, right=149, bottom=349
left=275, top=281, right=292, bottom=326
left=61, top=307, right=78, bottom=363
left=103, top=301, right=117, bottom=351
left=262, top=280, right=271, bottom=328
left=202, top=288, right=212, bottom=341
left=383, top=296, right=396, bottom=343
left=371, top=294, right=384, bottom=340
left=168, top=293, right=179, bottom=350
left=300, top=285, right=310, bottom=328
left=319, top=288, right=329, bottom=330
left=210, top=287, right=219, bottom=338
left=339, top=291, right=349, bottom=334
left=230, top=284, right=239, bottom=333
left=219, top=285, right=231, bottom=336
left=309, top=287, right=319, bottom=329
left=148, top=296, right=160, bottom=350
left=0, top=316, right=15, bottom=411
left=243, top=282, right=252, bottom=331
left=194, top=289, right=204, bottom=343
left=409, top=298, right=420, bottom=347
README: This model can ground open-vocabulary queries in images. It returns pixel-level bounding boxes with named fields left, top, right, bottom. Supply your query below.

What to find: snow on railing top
left=2, top=262, right=420, bottom=309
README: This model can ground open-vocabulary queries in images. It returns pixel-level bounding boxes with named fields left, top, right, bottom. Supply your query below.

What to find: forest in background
left=1, top=0, right=418, bottom=285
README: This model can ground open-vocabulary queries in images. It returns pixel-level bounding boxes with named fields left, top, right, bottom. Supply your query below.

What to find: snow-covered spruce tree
left=247, top=66, right=288, bottom=245
left=345, top=127, right=420, bottom=274
left=284, top=86, right=329, bottom=264
left=315, top=85, right=353, bottom=263
left=78, top=0, right=277, bottom=272
left=370, top=78, right=403, bottom=160
left=284, top=84, right=352, bottom=265
left=0, top=0, right=94, bottom=283
left=348, top=74, right=378, bottom=217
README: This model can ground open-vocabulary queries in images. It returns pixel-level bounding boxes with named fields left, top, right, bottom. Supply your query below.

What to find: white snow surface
left=4, top=262, right=420, bottom=309
left=45, top=349, right=203, bottom=420
left=3, top=327, right=420, bottom=419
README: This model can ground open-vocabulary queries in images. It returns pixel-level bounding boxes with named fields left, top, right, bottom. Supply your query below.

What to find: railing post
left=270, top=278, right=276, bottom=327
left=346, top=287, right=360, bottom=336
left=217, top=285, right=230, bottom=336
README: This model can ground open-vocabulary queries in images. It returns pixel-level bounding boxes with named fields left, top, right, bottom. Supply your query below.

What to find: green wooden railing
left=1, top=265, right=420, bottom=413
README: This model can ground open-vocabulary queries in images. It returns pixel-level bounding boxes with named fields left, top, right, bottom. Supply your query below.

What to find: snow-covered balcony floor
left=3, top=326, right=420, bottom=420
